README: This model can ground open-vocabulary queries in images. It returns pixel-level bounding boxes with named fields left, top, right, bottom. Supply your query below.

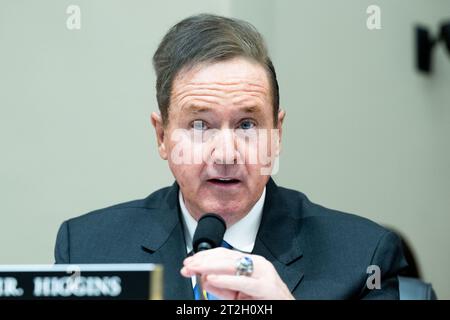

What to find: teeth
left=218, top=178, right=231, bottom=181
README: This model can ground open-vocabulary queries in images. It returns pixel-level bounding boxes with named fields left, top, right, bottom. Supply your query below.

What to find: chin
left=201, top=200, right=245, bottom=222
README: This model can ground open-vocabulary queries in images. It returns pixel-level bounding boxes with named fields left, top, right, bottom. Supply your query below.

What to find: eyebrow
left=184, top=105, right=211, bottom=114
left=240, top=106, right=261, bottom=114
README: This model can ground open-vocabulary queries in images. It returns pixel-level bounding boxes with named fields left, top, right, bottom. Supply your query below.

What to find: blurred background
left=0, top=0, right=449, bottom=298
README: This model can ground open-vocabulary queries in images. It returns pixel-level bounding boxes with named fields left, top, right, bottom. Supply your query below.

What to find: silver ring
left=236, top=256, right=254, bottom=276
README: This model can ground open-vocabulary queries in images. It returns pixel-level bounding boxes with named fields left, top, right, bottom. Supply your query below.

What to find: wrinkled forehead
left=171, top=58, right=272, bottom=101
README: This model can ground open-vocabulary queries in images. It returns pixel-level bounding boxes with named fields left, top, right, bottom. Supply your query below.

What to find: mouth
left=207, top=177, right=241, bottom=188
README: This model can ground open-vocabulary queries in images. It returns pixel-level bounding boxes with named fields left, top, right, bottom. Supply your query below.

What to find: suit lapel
left=139, top=178, right=305, bottom=298
left=252, top=178, right=305, bottom=293
left=140, top=182, right=194, bottom=300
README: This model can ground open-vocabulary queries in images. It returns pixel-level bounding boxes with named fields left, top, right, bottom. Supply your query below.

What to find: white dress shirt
left=179, top=187, right=266, bottom=290
left=179, top=187, right=266, bottom=254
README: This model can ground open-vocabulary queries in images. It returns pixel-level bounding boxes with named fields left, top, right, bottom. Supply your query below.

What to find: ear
left=151, top=112, right=168, bottom=160
left=276, top=109, right=286, bottom=156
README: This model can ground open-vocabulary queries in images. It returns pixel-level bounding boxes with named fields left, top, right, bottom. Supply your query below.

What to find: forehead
left=171, top=57, right=271, bottom=102
left=175, top=57, right=269, bottom=85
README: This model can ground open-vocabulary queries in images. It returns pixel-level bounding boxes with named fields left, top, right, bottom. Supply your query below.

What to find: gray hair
left=152, top=13, right=279, bottom=126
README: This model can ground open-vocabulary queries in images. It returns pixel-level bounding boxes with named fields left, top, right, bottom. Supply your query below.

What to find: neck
left=183, top=200, right=253, bottom=228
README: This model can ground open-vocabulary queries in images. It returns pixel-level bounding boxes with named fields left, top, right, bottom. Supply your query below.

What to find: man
left=54, top=14, right=407, bottom=299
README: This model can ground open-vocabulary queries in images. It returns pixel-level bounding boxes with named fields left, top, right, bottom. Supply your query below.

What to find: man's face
left=151, top=57, right=285, bottom=226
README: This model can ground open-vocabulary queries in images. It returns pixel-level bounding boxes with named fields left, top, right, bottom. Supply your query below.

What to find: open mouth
left=207, top=178, right=241, bottom=187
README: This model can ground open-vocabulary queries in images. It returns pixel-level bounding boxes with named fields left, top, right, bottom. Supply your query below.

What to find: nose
left=210, top=129, right=238, bottom=165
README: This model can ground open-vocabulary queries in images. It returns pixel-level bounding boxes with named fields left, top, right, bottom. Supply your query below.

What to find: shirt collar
left=179, top=187, right=266, bottom=254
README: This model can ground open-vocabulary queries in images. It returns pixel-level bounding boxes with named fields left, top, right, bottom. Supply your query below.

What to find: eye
left=191, top=120, right=208, bottom=131
left=238, top=119, right=256, bottom=130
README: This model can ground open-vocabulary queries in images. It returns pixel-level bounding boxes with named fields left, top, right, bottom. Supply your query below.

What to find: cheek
left=168, top=162, right=203, bottom=192
left=235, top=130, right=278, bottom=167
left=165, top=132, right=205, bottom=186
left=234, top=130, right=258, bottom=164
left=166, top=129, right=205, bottom=165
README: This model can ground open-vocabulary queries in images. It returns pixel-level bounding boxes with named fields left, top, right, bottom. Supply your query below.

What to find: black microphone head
left=192, top=213, right=226, bottom=253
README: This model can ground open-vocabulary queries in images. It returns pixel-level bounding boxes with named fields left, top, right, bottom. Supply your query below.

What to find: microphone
left=191, top=213, right=226, bottom=300
left=193, top=213, right=227, bottom=253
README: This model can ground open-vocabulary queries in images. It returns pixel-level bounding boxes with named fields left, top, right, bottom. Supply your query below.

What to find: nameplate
left=0, top=264, right=163, bottom=300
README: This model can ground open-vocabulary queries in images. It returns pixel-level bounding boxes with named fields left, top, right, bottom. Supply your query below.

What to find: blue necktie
left=193, top=240, right=232, bottom=300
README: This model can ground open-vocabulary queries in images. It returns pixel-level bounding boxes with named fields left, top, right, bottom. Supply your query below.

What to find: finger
left=183, top=253, right=238, bottom=276
left=180, top=266, right=192, bottom=278
left=236, top=292, right=254, bottom=300
left=183, top=263, right=236, bottom=277
left=206, top=274, right=261, bottom=298
left=202, top=278, right=238, bottom=300
left=179, top=269, right=238, bottom=300
left=188, top=247, right=239, bottom=261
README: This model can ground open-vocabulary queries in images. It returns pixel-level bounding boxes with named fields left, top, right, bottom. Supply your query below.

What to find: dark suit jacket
left=54, top=178, right=407, bottom=299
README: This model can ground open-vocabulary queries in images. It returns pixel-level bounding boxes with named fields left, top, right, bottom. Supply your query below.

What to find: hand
left=180, top=247, right=294, bottom=300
